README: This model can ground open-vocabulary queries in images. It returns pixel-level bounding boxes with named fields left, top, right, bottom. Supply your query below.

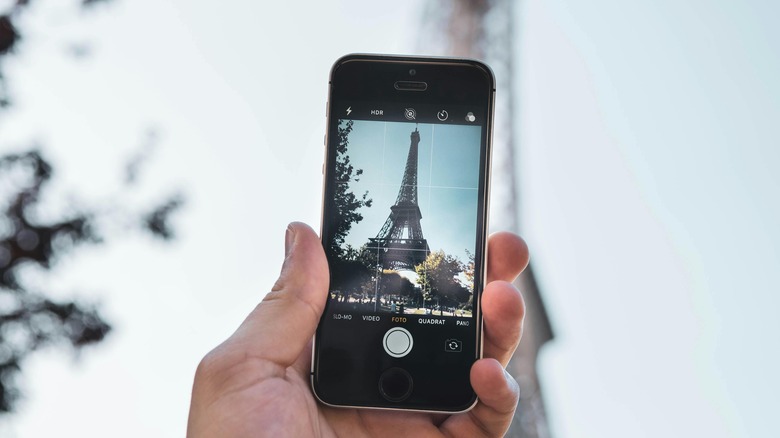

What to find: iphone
left=312, top=54, right=495, bottom=412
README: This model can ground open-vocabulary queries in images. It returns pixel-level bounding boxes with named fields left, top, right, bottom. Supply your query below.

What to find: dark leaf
left=0, top=15, right=19, bottom=56
left=143, top=193, right=184, bottom=240
left=81, top=0, right=113, bottom=7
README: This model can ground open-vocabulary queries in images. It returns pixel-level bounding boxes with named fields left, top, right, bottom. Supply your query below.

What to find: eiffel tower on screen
left=368, top=128, right=431, bottom=271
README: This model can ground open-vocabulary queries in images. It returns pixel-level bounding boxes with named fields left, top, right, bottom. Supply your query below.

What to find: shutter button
left=383, top=327, right=413, bottom=358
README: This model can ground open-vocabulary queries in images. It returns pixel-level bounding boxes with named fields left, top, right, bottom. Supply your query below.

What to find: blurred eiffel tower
left=419, top=1, right=555, bottom=437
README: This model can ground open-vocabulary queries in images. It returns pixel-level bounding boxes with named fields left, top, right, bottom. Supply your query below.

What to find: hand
left=187, top=222, right=529, bottom=437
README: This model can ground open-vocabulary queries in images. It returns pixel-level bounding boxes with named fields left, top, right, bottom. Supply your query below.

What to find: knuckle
left=195, top=346, right=227, bottom=380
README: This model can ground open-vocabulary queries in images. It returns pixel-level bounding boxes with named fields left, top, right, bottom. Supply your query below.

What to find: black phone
left=312, top=54, right=495, bottom=413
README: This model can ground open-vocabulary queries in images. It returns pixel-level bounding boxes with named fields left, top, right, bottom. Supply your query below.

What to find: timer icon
left=437, top=110, right=449, bottom=121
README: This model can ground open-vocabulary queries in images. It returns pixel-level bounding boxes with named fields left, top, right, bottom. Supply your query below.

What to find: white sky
left=0, top=0, right=777, bottom=437
left=520, top=1, right=779, bottom=437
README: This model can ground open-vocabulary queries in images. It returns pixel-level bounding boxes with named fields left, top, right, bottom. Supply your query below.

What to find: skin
left=188, top=222, right=529, bottom=437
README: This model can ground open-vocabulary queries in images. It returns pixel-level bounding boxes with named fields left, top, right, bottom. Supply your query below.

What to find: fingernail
left=285, top=223, right=297, bottom=257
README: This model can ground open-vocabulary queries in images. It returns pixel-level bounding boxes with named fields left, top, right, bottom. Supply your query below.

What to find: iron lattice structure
left=419, top=1, right=555, bottom=437
left=368, top=128, right=431, bottom=271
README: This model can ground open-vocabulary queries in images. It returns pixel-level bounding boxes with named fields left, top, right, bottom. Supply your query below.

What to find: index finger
left=481, top=232, right=529, bottom=367
left=486, top=231, right=529, bottom=283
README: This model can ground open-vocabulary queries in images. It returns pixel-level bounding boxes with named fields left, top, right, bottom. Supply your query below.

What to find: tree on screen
left=415, top=250, right=469, bottom=315
left=328, top=120, right=373, bottom=258
left=379, top=271, right=416, bottom=303
left=328, top=120, right=374, bottom=298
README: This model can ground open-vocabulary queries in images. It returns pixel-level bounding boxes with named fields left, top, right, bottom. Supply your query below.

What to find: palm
left=188, top=224, right=529, bottom=438
left=209, top=346, right=484, bottom=437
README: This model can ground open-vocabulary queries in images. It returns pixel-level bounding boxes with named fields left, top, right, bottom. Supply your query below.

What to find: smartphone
left=312, top=54, right=495, bottom=413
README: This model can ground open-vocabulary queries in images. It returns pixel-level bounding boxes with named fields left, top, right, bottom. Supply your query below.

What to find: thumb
left=230, top=222, right=329, bottom=367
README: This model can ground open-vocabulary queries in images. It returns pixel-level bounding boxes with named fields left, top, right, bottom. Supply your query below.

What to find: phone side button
left=378, top=367, right=413, bottom=402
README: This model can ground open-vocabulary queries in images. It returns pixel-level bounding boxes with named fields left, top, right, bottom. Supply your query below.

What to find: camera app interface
left=325, top=106, right=483, bottom=325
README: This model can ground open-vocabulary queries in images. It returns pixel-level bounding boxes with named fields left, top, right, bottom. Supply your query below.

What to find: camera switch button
left=383, top=327, right=413, bottom=358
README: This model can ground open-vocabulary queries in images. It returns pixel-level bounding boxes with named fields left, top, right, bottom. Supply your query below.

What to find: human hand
left=187, top=222, right=529, bottom=437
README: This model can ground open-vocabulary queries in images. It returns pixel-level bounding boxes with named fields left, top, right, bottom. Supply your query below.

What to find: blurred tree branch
left=0, top=0, right=184, bottom=414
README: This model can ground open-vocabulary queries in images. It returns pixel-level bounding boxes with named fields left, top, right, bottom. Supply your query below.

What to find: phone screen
left=314, top=56, right=493, bottom=412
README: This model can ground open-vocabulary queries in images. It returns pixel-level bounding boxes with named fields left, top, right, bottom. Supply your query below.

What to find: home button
left=378, top=367, right=413, bottom=402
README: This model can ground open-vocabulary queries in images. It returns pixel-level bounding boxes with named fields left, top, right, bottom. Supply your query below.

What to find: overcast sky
left=0, top=0, right=778, bottom=437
